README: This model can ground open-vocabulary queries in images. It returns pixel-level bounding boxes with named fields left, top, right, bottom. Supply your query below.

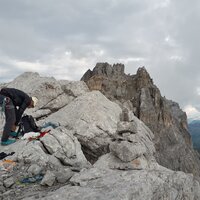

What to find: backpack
left=17, top=115, right=41, bottom=136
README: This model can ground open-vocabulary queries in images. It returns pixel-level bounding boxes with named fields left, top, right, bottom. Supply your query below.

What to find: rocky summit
left=0, top=65, right=199, bottom=200
left=81, top=62, right=200, bottom=176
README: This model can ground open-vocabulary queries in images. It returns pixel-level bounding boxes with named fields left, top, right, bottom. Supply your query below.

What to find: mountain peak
left=0, top=67, right=200, bottom=199
left=81, top=63, right=125, bottom=81
left=136, top=66, right=151, bottom=79
left=81, top=62, right=199, bottom=176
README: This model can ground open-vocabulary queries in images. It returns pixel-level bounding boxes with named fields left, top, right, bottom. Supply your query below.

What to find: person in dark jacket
left=0, top=88, right=38, bottom=145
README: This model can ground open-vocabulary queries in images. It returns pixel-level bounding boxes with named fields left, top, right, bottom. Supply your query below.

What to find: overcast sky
left=0, top=0, right=200, bottom=119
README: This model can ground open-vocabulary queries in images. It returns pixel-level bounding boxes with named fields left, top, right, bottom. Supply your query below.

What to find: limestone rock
left=28, top=164, right=43, bottom=176
left=4, top=72, right=89, bottom=121
left=28, top=167, right=200, bottom=200
left=40, top=170, right=56, bottom=186
left=7, top=72, right=64, bottom=109
left=16, top=141, right=52, bottom=167
left=3, top=177, right=15, bottom=188
left=94, top=153, right=149, bottom=170
left=0, top=181, right=5, bottom=193
left=46, top=91, right=122, bottom=163
left=96, top=113, right=156, bottom=169
left=110, top=140, right=147, bottom=162
left=2, top=190, right=15, bottom=199
left=58, top=80, right=89, bottom=97
left=81, top=63, right=200, bottom=176
left=0, top=67, right=200, bottom=199
left=117, top=121, right=137, bottom=134
left=40, top=128, right=89, bottom=168
left=55, top=168, right=74, bottom=184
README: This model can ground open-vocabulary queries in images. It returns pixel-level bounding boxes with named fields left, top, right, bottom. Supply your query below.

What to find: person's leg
left=0, top=94, right=5, bottom=105
left=1, top=98, right=16, bottom=142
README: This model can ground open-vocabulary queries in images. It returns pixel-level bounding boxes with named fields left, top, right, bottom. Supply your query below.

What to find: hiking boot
left=1, top=139, right=16, bottom=146
left=9, top=131, right=18, bottom=137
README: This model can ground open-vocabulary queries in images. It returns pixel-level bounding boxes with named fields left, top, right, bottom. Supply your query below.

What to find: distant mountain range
left=188, top=119, right=200, bottom=151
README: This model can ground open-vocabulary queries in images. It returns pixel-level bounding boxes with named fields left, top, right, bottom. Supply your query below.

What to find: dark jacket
left=0, top=88, right=32, bottom=125
left=0, top=94, right=5, bottom=104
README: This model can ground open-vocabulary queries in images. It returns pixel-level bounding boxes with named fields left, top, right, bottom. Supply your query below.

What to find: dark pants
left=0, top=96, right=16, bottom=142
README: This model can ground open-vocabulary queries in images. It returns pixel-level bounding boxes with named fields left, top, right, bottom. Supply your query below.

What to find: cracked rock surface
left=81, top=63, right=200, bottom=176
left=0, top=71, right=199, bottom=200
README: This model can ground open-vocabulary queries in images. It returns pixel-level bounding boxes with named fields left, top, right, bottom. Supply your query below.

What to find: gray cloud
left=0, top=0, right=200, bottom=118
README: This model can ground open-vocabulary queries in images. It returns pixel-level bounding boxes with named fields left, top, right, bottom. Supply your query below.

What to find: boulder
left=55, top=168, right=74, bottom=184
left=40, top=170, right=56, bottom=187
left=5, top=72, right=89, bottom=119
left=110, top=140, right=147, bottom=162
left=46, top=91, right=122, bottom=162
left=3, top=177, right=15, bottom=188
left=27, top=164, right=44, bottom=176
left=40, top=128, right=89, bottom=168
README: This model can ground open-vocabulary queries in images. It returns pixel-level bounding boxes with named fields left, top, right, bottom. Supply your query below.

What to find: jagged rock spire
left=0, top=69, right=200, bottom=199
left=81, top=62, right=199, bottom=176
left=136, top=66, right=153, bottom=88
left=81, top=63, right=125, bottom=81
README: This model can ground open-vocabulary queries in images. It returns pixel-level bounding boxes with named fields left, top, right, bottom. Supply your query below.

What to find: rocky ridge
left=0, top=68, right=199, bottom=199
left=81, top=62, right=200, bottom=176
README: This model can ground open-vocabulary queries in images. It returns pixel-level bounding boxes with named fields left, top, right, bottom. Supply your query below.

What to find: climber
left=0, top=88, right=38, bottom=145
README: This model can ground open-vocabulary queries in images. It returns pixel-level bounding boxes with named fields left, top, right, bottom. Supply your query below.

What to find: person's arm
left=15, top=97, right=31, bottom=125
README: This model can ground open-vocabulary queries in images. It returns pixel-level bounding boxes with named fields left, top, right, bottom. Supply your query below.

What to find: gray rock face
left=81, top=63, right=200, bottom=176
left=27, top=164, right=43, bottom=176
left=0, top=130, right=88, bottom=171
left=0, top=70, right=200, bottom=200
left=4, top=72, right=89, bottom=120
left=46, top=91, right=122, bottom=163
left=55, top=168, right=74, bottom=184
left=94, top=153, right=149, bottom=170
left=40, top=128, right=89, bottom=168
left=0, top=181, right=5, bottom=193
left=25, top=167, right=200, bottom=200
left=110, top=140, right=147, bottom=162
left=109, top=116, right=155, bottom=166
left=40, top=170, right=56, bottom=187
left=3, top=177, right=15, bottom=188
